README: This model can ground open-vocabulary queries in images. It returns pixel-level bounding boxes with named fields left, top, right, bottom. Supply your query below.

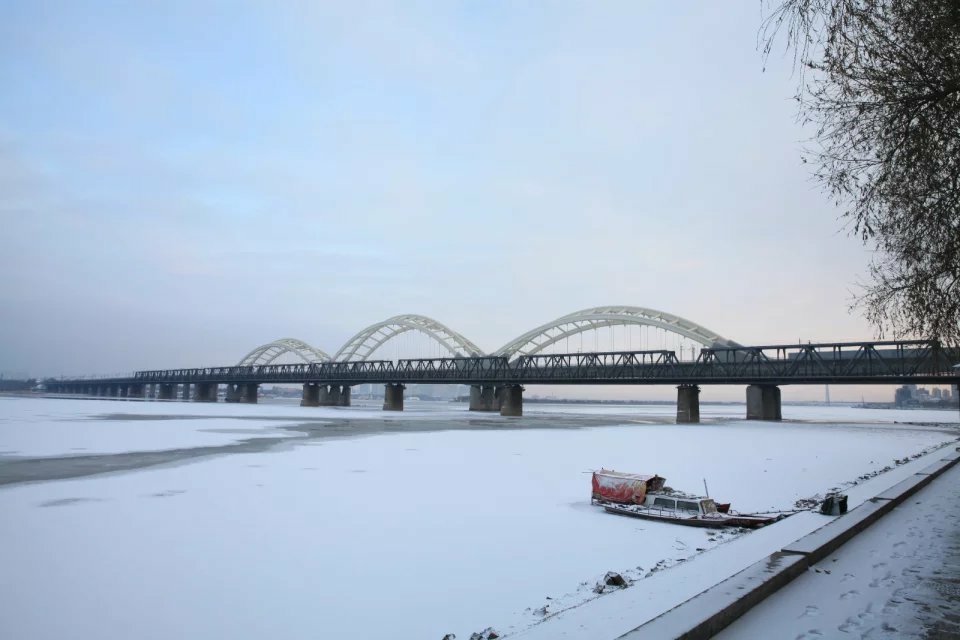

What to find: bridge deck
left=50, top=341, right=960, bottom=387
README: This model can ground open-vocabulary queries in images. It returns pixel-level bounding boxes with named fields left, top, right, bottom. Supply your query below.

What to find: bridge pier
left=128, top=384, right=144, bottom=399
left=312, top=384, right=351, bottom=407
left=383, top=383, right=405, bottom=411
left=193, top=383, right=218, bottom=402
left=223, top=384, right=240, bottom=403
left=326, top=384, right=342, bottom=406
left=301, top=383, right=320, bottom=407
left=676, top=384, right=700, bottom=423
left=180, top=383, right=191, bottom=401
left=469, top=385, right=500, bottom=411
left=158, top=384, right=177, bottom=400
left=239, top=383, right=259, bottom=404
left=746, top=384, right=782, bottom=421
left=499, top=384, right=524, bottom=417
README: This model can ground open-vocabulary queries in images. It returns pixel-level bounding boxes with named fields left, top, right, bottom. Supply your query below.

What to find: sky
left=1, top=1, right=907, bottom=399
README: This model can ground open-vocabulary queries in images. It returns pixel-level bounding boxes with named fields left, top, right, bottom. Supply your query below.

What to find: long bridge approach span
left=47, top=340, right=960, bottom=421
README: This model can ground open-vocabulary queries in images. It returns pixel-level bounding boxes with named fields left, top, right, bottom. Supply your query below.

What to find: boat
left=590, top=469, right=785, bottom=529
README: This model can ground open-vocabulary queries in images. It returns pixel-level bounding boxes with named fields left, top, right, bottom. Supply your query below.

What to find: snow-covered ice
left=0, top=397, right=313, bottom=457
left=0, top=396, right=956, bottom=640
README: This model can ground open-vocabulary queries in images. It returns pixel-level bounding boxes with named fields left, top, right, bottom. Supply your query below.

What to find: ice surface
left=0, top=397, right=956, bottom=640
left=0, top=397, right=304, bottom=457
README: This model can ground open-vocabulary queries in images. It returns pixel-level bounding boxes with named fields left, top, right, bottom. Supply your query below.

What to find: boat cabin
left=646, top=495, right=719, bottom=515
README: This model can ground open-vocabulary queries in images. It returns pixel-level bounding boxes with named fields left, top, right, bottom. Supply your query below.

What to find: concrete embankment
left=617, top=446, right=960, bottom=640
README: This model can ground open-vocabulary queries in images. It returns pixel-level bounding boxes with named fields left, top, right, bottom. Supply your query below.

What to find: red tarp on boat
left=591, top=470, right=666, bottom=504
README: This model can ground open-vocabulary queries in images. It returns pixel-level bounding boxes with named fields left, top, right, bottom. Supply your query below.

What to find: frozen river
left=0, top=396, right=957, bottom=639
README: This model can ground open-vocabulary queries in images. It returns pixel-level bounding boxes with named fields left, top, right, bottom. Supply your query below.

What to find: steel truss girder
left=85, top=340, right=959, bottom=389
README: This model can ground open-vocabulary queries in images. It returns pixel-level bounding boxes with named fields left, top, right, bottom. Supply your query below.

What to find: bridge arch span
left=238, top=338, right=331, bottom=366
left=333, top=314, right=485, bottom=361
left=494, top=306, right=739, bottom=359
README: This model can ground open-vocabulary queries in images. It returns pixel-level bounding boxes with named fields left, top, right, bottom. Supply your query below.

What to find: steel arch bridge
left=237, top=306, right=738, bottom=365
left=333, top=314, right=485, bottom=361
left=237, top=338, right=332, bottom=366
left=492, top=306, right=739, bottom=359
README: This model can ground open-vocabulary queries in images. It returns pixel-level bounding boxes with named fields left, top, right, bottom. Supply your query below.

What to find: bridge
left=45, top=306, right=960, bottom=422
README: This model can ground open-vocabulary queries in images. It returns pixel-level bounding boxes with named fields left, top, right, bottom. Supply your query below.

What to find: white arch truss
left=333, top=314, right=485, bottom=361
left=238, top=338, right=331, bottom=366
left=493, top=306, right=739, bottom=359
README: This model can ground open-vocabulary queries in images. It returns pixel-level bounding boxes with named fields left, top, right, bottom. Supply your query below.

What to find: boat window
left=652, top=497, right=676, bottom=509
left=676, top=500, right=700, bottom=512
left=700, top=499, right=718, bottom=514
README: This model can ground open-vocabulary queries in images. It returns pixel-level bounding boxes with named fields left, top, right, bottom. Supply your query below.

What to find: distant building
left=894, top=384, right=959, bottom=408
left=894, top=385, right=913, bottom=407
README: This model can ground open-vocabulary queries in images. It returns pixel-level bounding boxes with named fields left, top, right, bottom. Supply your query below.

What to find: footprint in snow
left=838, top=617, right=861, bottom=633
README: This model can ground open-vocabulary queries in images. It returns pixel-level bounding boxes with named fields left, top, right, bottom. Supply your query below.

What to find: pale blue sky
left=1, top=1, right=881, bottom=396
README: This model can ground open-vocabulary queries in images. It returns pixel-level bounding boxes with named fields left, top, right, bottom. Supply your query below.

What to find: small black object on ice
left=820, top=493, right=848, bottom=515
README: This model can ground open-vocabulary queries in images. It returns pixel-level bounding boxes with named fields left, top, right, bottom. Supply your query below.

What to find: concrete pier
left=224, top=384, right=241, bottom=403
left=158, top=384, right=177, bottom=400
left=676, top=384, right=701, bottom=423
left=469, top=385, right=500, bottom=411
left=746, top=384, right=782, bottom=420
left=301, top=383, right=320, bottom=407
left=128, top=384, right=144, bottom=399
left=383, top=383, right=405, bottom=411
left=239, top=383, right=258, bottom=404
left=193, top=383, right=218, bottom=403
left=180, top=384, right=191, bottom=401
left=499, top=384, right=524, bottom=417
left=311, top=384, right=351, bottom=407
left=326, top=384, right=342, bottom=406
